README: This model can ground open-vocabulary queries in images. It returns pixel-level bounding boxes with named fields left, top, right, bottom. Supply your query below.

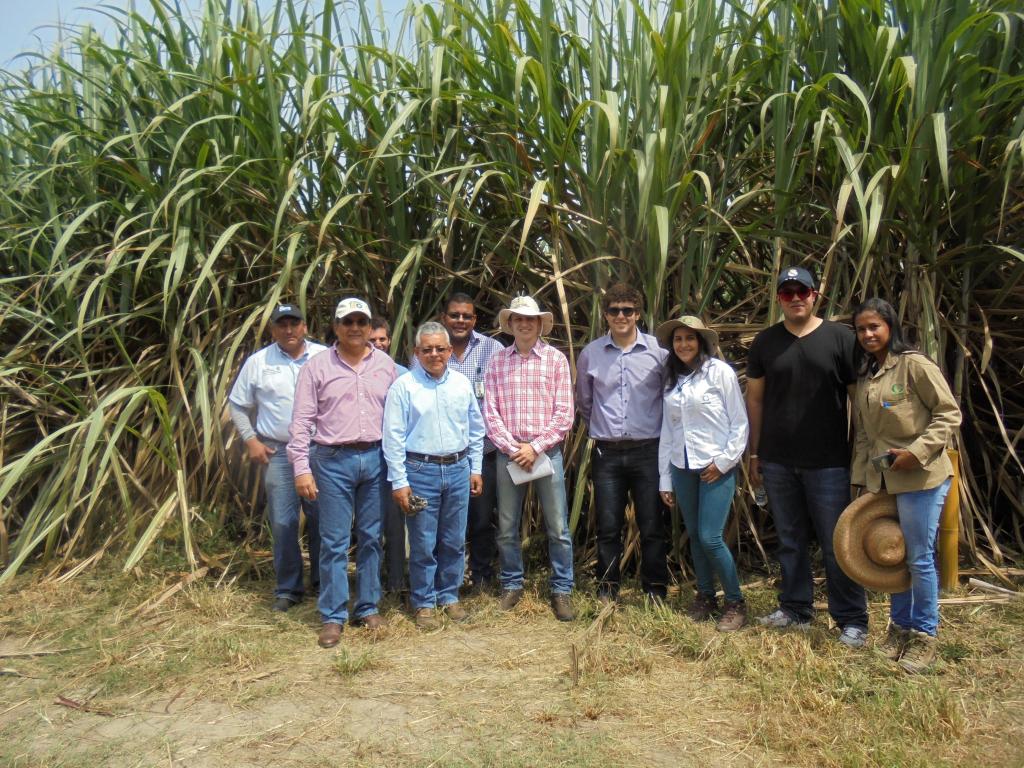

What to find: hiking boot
left=414, top=607, right=441, bottom=631
left=550, top=593, right=575, bottom=622
left=498, top=588, right=524, bottom=611
left=878, top=624, right=909, bottom=661
left=716, top=600, right=747, bottom=632
left=318, top=622, right=342, bottom=648
left=443, top=603, right=469, bottom=623
left=838, top=625, right=869, bottom=649
left=353, top=613, right=385, bottom=630
left=898, top=630, right=938, bottom=674
left=757, top=608, right=810, bottom=630
left=687, top=593, right=719, bottom=622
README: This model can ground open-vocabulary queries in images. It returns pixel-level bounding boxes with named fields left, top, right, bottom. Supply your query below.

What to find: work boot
left=550, top=593, right=575, bottom=622
left=687, top=593, right=719, bottom=622
left=414, top=607, right=441, bottom=631
left=878, top=624, right=909, bottom=661
left=898, top=630, right=938, bottom=674
left=443, top=603, right=469, bottom=623
left=716, top=600, right=747, bottom=632
left=498, top=588, right=524, bottom=611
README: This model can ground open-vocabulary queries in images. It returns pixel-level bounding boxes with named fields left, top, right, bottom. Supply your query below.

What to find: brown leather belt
left=406, top=449, right=469, bottom=465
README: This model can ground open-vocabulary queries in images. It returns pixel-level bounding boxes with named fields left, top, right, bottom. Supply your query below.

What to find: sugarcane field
left=1, top=1, right=1023, bottom=766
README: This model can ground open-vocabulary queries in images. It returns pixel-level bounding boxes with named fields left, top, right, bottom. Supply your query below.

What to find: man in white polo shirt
left=228, top=303, right=327, bottom=612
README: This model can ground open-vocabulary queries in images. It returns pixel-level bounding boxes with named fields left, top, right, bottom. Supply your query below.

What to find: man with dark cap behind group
left=228, top=303, right=327, bottom=612
left=745, top=266, right=869, bottom=647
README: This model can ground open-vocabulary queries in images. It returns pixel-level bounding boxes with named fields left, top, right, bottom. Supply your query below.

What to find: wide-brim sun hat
left=655, top=315, right=720, bottom=355
left=833, top=491, right=912, bottom=593
left=498, top=295, right=554, bottom=336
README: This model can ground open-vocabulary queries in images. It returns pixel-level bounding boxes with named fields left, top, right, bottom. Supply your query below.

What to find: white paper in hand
left=506, top=451, right=554, bottom=486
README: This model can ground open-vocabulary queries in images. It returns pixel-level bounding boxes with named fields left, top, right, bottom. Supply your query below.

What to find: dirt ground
left=2, top=570, right=1023, bottom=767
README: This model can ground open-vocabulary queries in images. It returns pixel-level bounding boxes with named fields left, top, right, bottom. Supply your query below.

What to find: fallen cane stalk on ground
left=1, top=567, right=1023, bottom=767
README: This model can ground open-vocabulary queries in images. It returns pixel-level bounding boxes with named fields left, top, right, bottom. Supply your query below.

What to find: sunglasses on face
left=340, top=316, right=369, bottom=327
left=606, top=306, right=637, bottom=317
left=419, top=346, right=450, bottom=355
left=446, top=312, right=475, bottom=321
left=777, top=286, right=812, bottom=302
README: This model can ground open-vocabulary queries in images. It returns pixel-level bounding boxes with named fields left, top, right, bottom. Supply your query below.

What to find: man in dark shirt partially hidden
left=746, top=266, right=869, bottom=647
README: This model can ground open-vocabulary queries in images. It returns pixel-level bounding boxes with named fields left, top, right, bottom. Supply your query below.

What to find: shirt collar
left=273, top=340, right=312, bottom=361
left=504, top=339, right=545, bottom=358
left=414, top=363, right=450, bottom=384
left=602, top=331, right=647, bottom=353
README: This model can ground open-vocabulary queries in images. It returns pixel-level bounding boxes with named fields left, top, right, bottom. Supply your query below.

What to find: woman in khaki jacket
left=851, top=299, right=961, bottom=674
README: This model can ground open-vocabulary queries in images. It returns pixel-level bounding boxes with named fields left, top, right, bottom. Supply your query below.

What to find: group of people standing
left=229, top=266, right=961, bottom=673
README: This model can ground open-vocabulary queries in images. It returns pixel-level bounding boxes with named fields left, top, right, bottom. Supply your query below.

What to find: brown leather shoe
left=443, top=603, right=469, bottom=623
left=498, top=588, right=524, bottom=611
left=318, top=622, right=342, bottom=648
left=355, top=613, right=385, bottom=630
left=414, top=607, right=441, bottom=631
left=716, top=600, right=747, bottom=632
left=550, top=593, right=575, bottom=622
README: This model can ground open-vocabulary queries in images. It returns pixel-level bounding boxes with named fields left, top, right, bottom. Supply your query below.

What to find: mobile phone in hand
left=870, top=452, right=895, bottom=471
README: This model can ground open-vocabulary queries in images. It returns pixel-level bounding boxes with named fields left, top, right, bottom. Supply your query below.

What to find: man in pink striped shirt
left=483, top=295, right=576, bottom=621
left=288, top=298, right=398, bottom=648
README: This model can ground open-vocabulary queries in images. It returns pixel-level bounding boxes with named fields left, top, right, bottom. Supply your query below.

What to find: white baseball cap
left=334, top=297, right=372, bottom=321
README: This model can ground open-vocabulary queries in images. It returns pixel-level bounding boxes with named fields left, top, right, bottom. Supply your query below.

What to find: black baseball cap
left=270, top=304, right=304, bottom=322
left=776, top=266, right=816, bottom=290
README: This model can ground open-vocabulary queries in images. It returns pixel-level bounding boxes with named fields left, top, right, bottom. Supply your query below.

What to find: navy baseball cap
left=270, top=303, right=304, bottom=322
left=776, top=266, right=816, bottom=290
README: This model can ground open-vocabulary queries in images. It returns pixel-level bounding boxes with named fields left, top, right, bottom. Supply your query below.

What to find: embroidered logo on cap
left=787, top=268, right=798, bottom=277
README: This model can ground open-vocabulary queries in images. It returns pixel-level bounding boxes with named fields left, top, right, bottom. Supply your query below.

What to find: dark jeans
left=465, top=451, right=498, bottom=585
left=382, top=481, right=406, bottom=593
left=760, top=461, right=868, bottom=628
left=592, top=440, right=668, bottom=597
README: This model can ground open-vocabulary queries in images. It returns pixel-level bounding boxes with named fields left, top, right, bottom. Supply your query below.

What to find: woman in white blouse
left=657, top=316, right=749, bottom=631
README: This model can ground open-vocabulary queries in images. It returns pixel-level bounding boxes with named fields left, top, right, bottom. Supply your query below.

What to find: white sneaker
left=838, top=625, right=869, bottom=648
left=757, top=608, right=810, bottom=629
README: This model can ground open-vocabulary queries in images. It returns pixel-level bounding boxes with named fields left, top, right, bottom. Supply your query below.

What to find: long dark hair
left=852, top=298, right=916, bottom=376
left=664, top=328, right=711, bottom=390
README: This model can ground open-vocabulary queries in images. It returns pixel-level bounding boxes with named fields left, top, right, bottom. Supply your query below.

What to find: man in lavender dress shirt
left=576, top=283, right=669, bottom=603
left=288, top=298, right=398, bottom=648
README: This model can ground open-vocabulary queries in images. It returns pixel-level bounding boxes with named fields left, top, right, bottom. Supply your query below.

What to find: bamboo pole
left=939, top=449, right=961, bottom=591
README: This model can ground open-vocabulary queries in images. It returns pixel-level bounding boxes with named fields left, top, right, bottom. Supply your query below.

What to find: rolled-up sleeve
left=530, top=354, right=574, bottom=454
left=905, top=357, right=962, bottom=467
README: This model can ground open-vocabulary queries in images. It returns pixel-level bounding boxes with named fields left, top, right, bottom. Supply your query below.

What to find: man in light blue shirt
left=383, top=322, right=485, bottom=630
left=228, top=303, right=327, bottom=612
left=576, top=283, right=669, bottom=603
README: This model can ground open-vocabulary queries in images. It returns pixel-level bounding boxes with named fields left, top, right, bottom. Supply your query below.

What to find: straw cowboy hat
left=498, top=295, right=554, bottom=336
left=833, top=491, right=912, bottom=593
left=654, top=315, right=720, bottom=355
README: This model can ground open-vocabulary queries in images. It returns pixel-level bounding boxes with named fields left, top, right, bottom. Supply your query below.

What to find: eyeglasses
left=446, top=312, right=475, bottom=321
left=777, top=286, right=812, bottom=302
left=340, top=316, right=369, bottom=326
left=606, top=306, right=637, bottom=317
left=418, top=346, right=450, bottom=355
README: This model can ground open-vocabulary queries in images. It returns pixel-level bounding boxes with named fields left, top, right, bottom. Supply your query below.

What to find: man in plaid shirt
left=483, top=295, right=576, bottom=621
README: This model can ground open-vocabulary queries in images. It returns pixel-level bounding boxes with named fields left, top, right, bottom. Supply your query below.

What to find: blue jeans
left=496, top=447, right=574, bottom=594
left=405, top=456, right=471, bottom=609
left=592, top=440, right=667, bottom=597
left=263, top=440, right=320, bottom=600
left=670, top=465, right=743, bottom=603
left=760, top=461, right=868, bottom=628
left=466, top=451, right=498, bottom=585
left=311, top=443, right=384, bottom=624
left=891, top=479, right=951, bottom=636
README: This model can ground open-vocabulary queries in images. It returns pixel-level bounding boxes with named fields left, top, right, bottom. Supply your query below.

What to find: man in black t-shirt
left=746, top=266, right=869, bottom=647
